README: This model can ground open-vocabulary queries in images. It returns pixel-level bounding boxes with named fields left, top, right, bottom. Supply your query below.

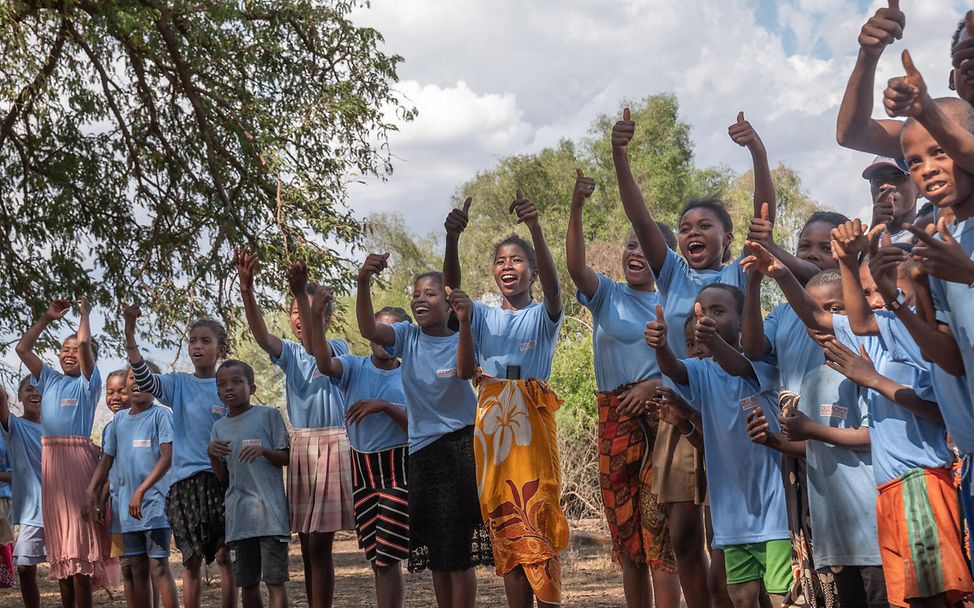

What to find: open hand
left=739, top=241, right=787, bottom=278
left=44, top=300, right=71, bottom=322
left=234, top=246, right=259, bottom=289
left=617, top=379, right=661, bottom=417
left=286, top=261, right=310, bottom=297
left=346, top=400, right=392, bottom=425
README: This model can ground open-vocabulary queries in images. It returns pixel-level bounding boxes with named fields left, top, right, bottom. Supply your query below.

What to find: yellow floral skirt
left=474, top=375, right=569, bottom=605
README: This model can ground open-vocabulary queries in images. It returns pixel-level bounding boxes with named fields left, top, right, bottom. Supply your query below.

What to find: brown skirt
left=651, top=421, right=707, bottom=505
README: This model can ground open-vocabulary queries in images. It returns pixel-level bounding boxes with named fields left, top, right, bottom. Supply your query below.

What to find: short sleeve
left=336, top=355, right=355, bottom=394
left=673, top=357, right=705, bottom=408
left=209, top=421, right=220, bottom=444
left=103, top=416, right=118, bottom=457
left=763, top=306, right=783, bottom=358
left=329, top=339, right=349, bottom=358
left=270, top=409, right=289, bottom=450
left=157, top=373, right=179, bottom=407
left=388, top=321, right=414, bottom=358
left=749, top=360, right=780, bottom=394
left=269, top=339, right=302, bottom=377
left=539, top=301, right=563, bottom=338
left=470, top=301, right=488, bottom=346
left=81, top=366, right=102, bottom=396
left=30, top=363, right=55, bottom=390
left=914, top=369, right=937, bottom=402
left=655, top=248, right=687, bottom=295
left=831, top=314, right=858, bottom=349
left=721, top=252, right=749, bottom=289
left=576, top=273, right=614, bottom=316
left=874, top=311, right=923, bottom=365
left=157, top=409, right=174, bottom=444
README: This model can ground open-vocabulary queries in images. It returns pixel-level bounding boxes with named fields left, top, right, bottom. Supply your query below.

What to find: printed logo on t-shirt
left=242, top=439, right=262, bottom=448
left=819, top=404, right=848, bottom=419
left=60, top=398, right=78, bottom=408
left=519, top=339, right=537, bottom=352
left=132, top=439, right=151, bottom=448
left=211, top=405, right=227, bottom=416
left=739, top=395, right=759, bottom=410
left=436, top=368, right=457, bottom=379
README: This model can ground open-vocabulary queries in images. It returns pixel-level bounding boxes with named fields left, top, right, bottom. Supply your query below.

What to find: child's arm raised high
left=565, top=169, right=600, bottom=299
left=442, top=197, right=472, bottom=289
left=309, top=286, right=344, bottom=379
left=15, top=300, right=71, bottom=380
left=356, top=253, right=395, bottom=347
left=511, top=190, right=562, bottom=318
left=234, top=247, right=284, bottom=358
left=742, top=272, right=772, bottom=361
left=123, top=305, right=163, bottom=398
left=693, top=303, right=755, bottom=379
left=76, top=297, right=95, bottom=380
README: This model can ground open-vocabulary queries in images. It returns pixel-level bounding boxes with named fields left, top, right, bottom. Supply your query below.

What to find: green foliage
left=0, top=0, right=414, bottom=362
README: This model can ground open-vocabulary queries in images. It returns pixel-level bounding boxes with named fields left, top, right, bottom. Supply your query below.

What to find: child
left=124, top=305, right=236, bottom=608
left=443, top=191, right=570, bottom=608
left=862, top=157, right=918, bottom=243
left=15, top=298, right=118, bottom=606
left=644, top=284, right=790, bottom=608
left=2, top=378, right=44, bottom=608
left=208, top=360, right=291, bottom=608
left=565, top=168, right=681, bottom=608
left=357, top=255, right=491, bottom=608
left=234, top=248, right=352, bottom=608
left=85, top=369, right=179, bottom=608
left=615, top=107, right=772, bottom=608
left=309, top=288, right=409, bottom=608
left=101, top=369, right=130, bottom=558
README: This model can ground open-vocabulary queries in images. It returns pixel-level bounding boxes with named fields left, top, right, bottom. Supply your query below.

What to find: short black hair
left=493, top=235, right=537, bottom=271
left=217, top=359, right=255, bottom=385
left=806, top=269, right=841, bottom=290
left=698, top=283, right=744, bottom=316
left=376, top=306, right=411, bottom=324
left=801, top=211, right=849, bottom=236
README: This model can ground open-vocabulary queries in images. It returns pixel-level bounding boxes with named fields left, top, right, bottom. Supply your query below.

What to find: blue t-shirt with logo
left=3, top=415, right=42, bottom=526
left=470, top=301, right=561, bottom=381
left=270, top=338, right=349, bottom=428
left=336, top=355, right=408, bottom=453
left=32, top=364, right=102, bottom=438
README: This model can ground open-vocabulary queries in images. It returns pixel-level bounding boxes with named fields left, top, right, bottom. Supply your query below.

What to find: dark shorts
left=122, top=528, right=171, bottom=559
left=228, top=537, right=290, bottom=588
left=820, top=565, right=888, bottom=608
left=166, top=471, right=227, bottom=565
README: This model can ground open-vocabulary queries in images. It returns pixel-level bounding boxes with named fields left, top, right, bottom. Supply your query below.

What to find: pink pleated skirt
left=41, top=436, right=120, bottom=587
left=288, top=427, right=355, bottom=534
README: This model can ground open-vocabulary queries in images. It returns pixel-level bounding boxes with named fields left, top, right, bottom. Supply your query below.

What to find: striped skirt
left=41, top=436, right=120, bottom=587
left=352, top=446, right=409, bottom=567
left=288, top=427, right=355, bottom=534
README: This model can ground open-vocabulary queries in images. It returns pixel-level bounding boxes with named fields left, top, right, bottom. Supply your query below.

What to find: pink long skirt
left=288, top=427, right=355, bottom=534
left=41, top=436, right=120, bottom=587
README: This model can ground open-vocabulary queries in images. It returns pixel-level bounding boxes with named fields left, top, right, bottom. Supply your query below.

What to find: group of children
left=4, top=3, right=974, bottom=608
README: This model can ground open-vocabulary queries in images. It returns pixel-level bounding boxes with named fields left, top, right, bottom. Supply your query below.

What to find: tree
left=0, top=0, right=415, bottom=357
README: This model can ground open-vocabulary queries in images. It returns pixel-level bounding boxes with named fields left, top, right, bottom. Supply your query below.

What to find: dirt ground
left=0, top=528, right=625, bottom=607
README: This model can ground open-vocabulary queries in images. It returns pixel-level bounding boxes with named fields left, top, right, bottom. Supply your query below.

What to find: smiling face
left=216, top=365, right=255, bottom=410
left=796, top=221, right=838, bottom=271
left=188, top=325, right=225, bottom=371
left=105, top=374, right=129, bottom=413
left=125, top=369, right=154, bottom=408
left=17, top=382, right=41, bottom=419
left=410, top=276, right=450, bottom=330
left=622, top=231, right=654, bottom=288
left=696, top=286, right=741, bottom=347
left=678, top=208, right=732, bottom=270
left=58, top=336, right=81, bottom=377
left=492, top=243, right=534, bottom=299
left=902, top=113, right=974, bottom=218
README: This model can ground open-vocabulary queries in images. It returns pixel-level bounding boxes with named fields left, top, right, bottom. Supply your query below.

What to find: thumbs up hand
left=572, top=169, right=596, bottom=207
left=612, top=107, right=635, bottom=154
left=358, top=252, right=390, bottom=281
left=746, top=202, right=775, bottom=248
left=644, top=304, right=668, bottom=349
left=445, top=197, right=473, bottom=238
left=884, top=50, right=930, bottom=118
left=728, top=111, right=765, bottom=154
left=693, top=302, right=720, bottom=349
left=859, top=0, right=905, bottom=58
left=509, top=189, right=539, bottom=229
left=444, top=286, right=472, bottom=324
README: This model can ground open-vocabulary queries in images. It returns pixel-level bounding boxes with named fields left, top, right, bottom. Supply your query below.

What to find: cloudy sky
left=347, top=0, right=969, bottom=235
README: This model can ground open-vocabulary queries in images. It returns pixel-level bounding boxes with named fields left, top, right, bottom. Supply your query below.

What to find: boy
left=85, top=369, right=179, bottom=608
left=208, top=360, right=290, bottom=608
left=862, top=157, right=918, bottom=243
left=644, top=285, right=790, bottom=608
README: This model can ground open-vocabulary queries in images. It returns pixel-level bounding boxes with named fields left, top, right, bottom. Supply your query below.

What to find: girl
left=443, top=191, right=568, bottom=608
left=309, top=288, right=410, bottom=608
left=234, top=248, right=352, bottom=608
left=566, top=168, right=681, bottom=608
left=124, top=305, right=236, bottom=608
left=357, top=255, right=491, bottom=608
left=613, top=109, right=773, bottom=608
left=15, top=298, right=118, bottom=608
left=2, top=378, right=44, bottom=608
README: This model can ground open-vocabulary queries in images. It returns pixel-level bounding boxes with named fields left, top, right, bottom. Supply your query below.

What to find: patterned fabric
left=474, top=376, right=568, bottom=605
left=352, top=446, right=409, bottom=566
left=597, top=391, right=676, bottom=572
left=0, top=543, right=13, bottom=588
left=288, top=427, right=355, bottom=534
left=166, top=470, right=226, bottom=565
left=877, top=466, right=974, bottom=607
left=41, top=436, right=119, bottom=587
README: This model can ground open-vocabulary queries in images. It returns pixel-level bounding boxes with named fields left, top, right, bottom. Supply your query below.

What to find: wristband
left=886, top=288, right=906, bottom=311
left=126, top=343, right=139, bottom=350
left=680, top=421, right=696, bottom=437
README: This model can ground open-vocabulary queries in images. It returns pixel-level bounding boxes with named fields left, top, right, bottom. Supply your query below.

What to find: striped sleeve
left=131, top=358, right=163, bottom=398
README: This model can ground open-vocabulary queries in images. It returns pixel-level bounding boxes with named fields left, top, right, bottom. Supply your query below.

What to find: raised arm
left=825, top=339, right=943, bottom=423
left=0, top=388, right=8, bottom=431
left=511, top=190, right=562, bottom=318
left=355, top=253, right=395, bottom=346
left=286, top=261, right=315, bottom=355
left=745, top=202, right=820, bottom=285
left=442, top=197, right=472, bottom=289
left=741, top=242, right=833, bottom=332
left=835, top=1, right=907, bottom=156
left=129, top=442, right=172, bottom=521
left=76, top=297, right=95, bottom=380
left=123, top=305, right=163, bottom=398
left=742, top=272, right=772, bottom=360
left=234, top=247, right=283, bottom=358
left=310, top=287, right=344, bottom=378
left=566, top=169, right=600, bottom=299
left=16, top=300, right=70, bottom=379
left=612, top=108, right=670, bottom=274
left=446, top=287, right=477, bottom=380
left=645, top=304, right=689, bottom=385
left=832, top=221, right=880, bottom=335
left=728, top=112, right=775, bottom=222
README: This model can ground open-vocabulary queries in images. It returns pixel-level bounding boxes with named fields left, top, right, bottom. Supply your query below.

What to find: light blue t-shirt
left=101, top=418, right=125, bottom=533
left=833, top=315, right=952, bottom=485
left=103, top=405, right=173, bottom=532
left=154, top=372, right=227, bottom=483
left=336, top=355, right=408, bottom=453
left=210, top=406, right=290, bottom=542
left=656, top=248, right=749, bottom=359
left=32, top=364, right=102, bottom=438
left=578, top=273, right=663, bottom=392
left=3, top=415, right=42, bottom=526
left=470, top=301, right=561, bottom=381
left=0, top=433, right=11, bottom=499
left=672, top=357, right=788, bottom=547
left=800, top=365, right=881, bottom=567
left=764, top=303, right=823, bottom=393
left=388, top=321, right=477, bottom=454
left=270, top=338, right=349, bottom=429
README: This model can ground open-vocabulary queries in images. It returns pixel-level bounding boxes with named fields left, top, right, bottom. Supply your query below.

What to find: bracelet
left=125, top=343, right=139, bottom=350
left=680, top=421, right=696, bottom=436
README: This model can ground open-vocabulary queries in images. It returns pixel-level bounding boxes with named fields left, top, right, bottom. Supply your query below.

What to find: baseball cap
left=862, top=156, right=909, bottom=179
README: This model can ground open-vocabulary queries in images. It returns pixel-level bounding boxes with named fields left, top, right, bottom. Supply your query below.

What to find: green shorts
left=724, top=539, right=792, bottom=594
